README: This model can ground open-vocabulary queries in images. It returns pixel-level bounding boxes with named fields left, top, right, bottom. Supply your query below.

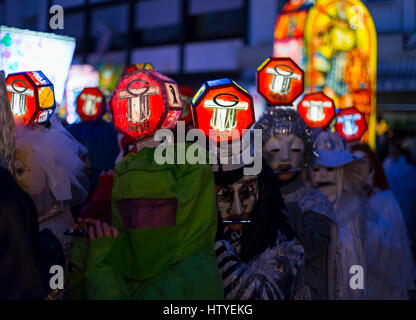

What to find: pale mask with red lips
left=263, top=134, right=305, bottom=181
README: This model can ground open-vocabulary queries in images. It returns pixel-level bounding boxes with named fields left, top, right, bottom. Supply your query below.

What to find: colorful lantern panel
left=109, top=69, right=183, bottom=141
left=125, top=63, right=155, bottom=76
left=257, top=57, right=304, bottom=106
left=76, top=87, right=105, bottom=122
left=298, top=92, right=335, bottom=128
left=273, top=0, right=315, bottom=68
left=335, top=107, right=367, bottom=142
left=191, top=78, right=255, bottom=144
left=304, top=0, right=376, bottom=147
left=6, top=71, right=56, bottom=126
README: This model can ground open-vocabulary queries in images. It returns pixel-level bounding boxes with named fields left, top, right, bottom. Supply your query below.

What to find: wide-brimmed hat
left=314, top=131, right=363, bottom=168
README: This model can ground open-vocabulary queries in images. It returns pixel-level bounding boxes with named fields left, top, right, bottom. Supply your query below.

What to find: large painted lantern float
left=273, top=0, right=377, bottom=148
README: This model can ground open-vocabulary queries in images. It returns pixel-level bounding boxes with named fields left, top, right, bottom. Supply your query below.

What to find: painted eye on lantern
left=291, top=148, right=302, bottom=153
left=271, top=148, right=280, bottom=152
left=313, top=167, right=319, bottom=172
left=327, top=167, right=335, bottom=172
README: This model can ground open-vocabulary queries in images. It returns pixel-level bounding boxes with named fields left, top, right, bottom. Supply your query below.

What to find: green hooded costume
left=68, top=143, right=224, bottom=300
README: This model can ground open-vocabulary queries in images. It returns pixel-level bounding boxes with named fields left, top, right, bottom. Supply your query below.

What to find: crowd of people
left=1, top=69, right=415, bottom=300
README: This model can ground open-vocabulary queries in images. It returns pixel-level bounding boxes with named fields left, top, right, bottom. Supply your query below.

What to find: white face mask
left=263, top=134, right=305, bottom=181
left=309, top=163, right=339, bottom=205
left=216, top=175, right=258, bottom=231
left=352, top=150, right=373, bottom=187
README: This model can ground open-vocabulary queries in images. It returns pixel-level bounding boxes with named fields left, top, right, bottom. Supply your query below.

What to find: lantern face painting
left=6, top=71, right=56, bottom=125
left=76, top=87, right=105, bottom=122
left=335, top=107, right=367, bottom=141
left=124, top=63, right=155, bottom=76
left=304, top=0, right=377, bottom=147
left=110, top=69, right=182, bottom=140
left=191, top=79, right=255, bottom=144
left=257, top=57, right=304, bottom=106
left=298, top=92, right=335, bottom=128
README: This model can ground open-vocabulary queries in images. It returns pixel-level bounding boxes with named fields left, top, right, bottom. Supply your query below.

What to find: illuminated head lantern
left=255, top=108, right=313, bottom=181
left=6, top=71, right=56, bottom=125
left=298, top=92, right=335, bottom=128
left=191, top=78, right=255, bottom=144
left=335, top=107, right=367, bottom=142
left=76, top=87, right=105, bottom=122
left=257, top=57, right=304, bottom=106
left=110, top=69, right=182, bottom=141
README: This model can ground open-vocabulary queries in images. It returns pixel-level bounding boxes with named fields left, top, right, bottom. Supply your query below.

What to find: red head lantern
left=6, top=71, right=56, bottom=126
left=179, top=86, right=195, bottom=129
left=336, top=107, right=367, bottom=142
left=257, top=57, right=304, bottom=106
left=298, top=92, right=335, bottom=128
left=191, top=79, right=255, bottom=144
left=109, top=69, right=182, bottom=141
left=76, top=87, right=105, bottom=122
left=124, top=63, right=155, bottom=76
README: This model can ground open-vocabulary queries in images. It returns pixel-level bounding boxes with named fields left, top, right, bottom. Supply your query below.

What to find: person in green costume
left=68, top=138, right=224, bottom=300
left=68, top=69, right=224, bottom=300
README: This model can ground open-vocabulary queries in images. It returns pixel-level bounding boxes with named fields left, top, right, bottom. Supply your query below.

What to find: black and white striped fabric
left=215, top=231, right=305, bottom=300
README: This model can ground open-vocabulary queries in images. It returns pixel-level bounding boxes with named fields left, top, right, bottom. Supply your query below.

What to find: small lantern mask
left=335, top=107, right=367, bottom=141
left=6, top=71, right=56, bottom=125
left=76, top=87, right=105, bottom=122
left=109, top=69, right=182, bottom=141
left=257, top=57, right=304, bottom=106
left=298, top=92, right=335, bottom=128
left=191, top=78, right=255, bottom=144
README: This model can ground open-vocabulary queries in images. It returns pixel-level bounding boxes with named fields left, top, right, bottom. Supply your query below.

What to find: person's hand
left=75, top=218, right=119, bottom=242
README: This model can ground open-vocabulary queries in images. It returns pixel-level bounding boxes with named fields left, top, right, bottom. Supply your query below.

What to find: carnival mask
left=216, top=175, right=258, bottom=231
left=309, top=163, right=339, bottom=204
left=15, top=143, right=46, bottom=195
left=263, top=134, right=305, bottom=181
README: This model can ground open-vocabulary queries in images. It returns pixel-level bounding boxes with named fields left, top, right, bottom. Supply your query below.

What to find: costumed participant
left=214, top=151, right=305, bottom=300
left=68, top=69, right=224, bottom=300
left=67, top=87, right=119, bottom=194
left=15, top=114, right=89, bottom=259
left=308, top=131, right=370, bottom=299
left=351, top=143, right=416, bottom=299
left=255, top=108, right=340, bottom=300
left=0, top=74, right=43, bottom=300
left=383, top=139, right=416, bottom=247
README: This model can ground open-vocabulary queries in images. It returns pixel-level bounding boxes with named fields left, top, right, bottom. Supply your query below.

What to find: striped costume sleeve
left=215, top=234, right=305, bottom=300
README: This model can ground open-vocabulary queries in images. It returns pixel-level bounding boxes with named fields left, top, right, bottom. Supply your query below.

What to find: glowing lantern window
left=109, top=69, right=182, bottom=140
left=76, top=87, right=105, bottom=122
left=335, top=107, right=367, bottom=142
left=191, top=78, right=255, bottom=144
left=124, top=63, right=155, bottom=76
left=257, top=57, right=304, bottom=106
left=6, top=71, right=56, bottom=126
left=298, top=92, right=335, bottom=128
